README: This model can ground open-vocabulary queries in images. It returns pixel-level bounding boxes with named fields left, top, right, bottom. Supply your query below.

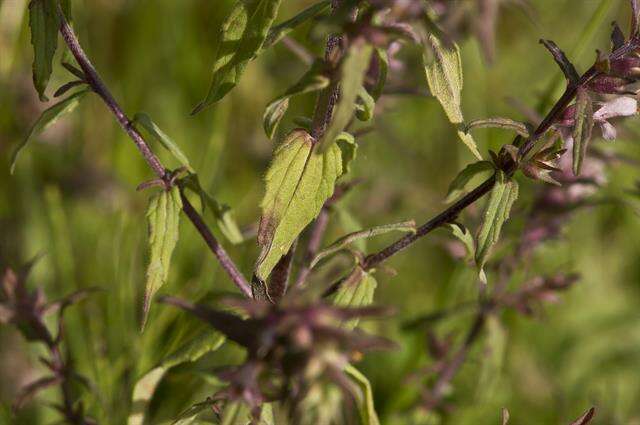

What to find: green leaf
left=475, top=171, right=519, bottom=283
left=255, top=129, right=342, bottom=290
left=333, top=267, right=377, bottom=329
left=423, top=33, right=481, bottom=159
left=476, top=315, right=507, bottom=400
left=311, top=220, right=416, bottom=269
left=29, top=0, right=59, bottom=101
left=344, top=364, right=381, bottom=425
left=464, top=117, right=532, bottom=138
left=355, top=86, right=375, bottom=122
left=171, top=398, right=217, bottom=425
left=318, top=42, right=374, bottom=151
left=572, top=87, right=594, bottom=175
left=445, top=160, right=495, bottom=203
left=446, top=222, right=475, bottom=261
left=143, top=186, right=182, bottom=328
left=133, top=112, right=194, bottom=173
left=263, top=60, right=330, bottom=138
left=262, top=1, right=331, bottom=50
left=335, top=131, right=357, bottom=174
left=192, top=0, right=282, bottom=114
left=11, top=89, right=89, bottom=174
left=370, top=47, right=389, bottom=101
left=128, top=331, right=225, bottom=425
left=183, top=176, right=244, bottom=245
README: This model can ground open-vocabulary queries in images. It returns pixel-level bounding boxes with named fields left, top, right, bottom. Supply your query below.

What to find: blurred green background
left=1, top=0, right=640, bottom=423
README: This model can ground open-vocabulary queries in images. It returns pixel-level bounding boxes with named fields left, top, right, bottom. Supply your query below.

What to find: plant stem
left=294, top=207, right=330, bottom=287
left=363, top=36, right=640, bottom=271
left=56, top=8, right=251, bottom=298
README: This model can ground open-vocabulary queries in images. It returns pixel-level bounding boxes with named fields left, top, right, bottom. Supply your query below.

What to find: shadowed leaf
left=192, top=0, right=282, bottom=114
left=11, top=89, right=89, bottom=174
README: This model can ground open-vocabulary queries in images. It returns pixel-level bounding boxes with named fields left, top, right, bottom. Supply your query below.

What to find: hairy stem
left=56, top=8, right=251, bottom=298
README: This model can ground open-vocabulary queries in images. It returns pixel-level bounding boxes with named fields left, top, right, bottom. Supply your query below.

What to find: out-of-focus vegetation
left=1, top=0, right=640, bottom=424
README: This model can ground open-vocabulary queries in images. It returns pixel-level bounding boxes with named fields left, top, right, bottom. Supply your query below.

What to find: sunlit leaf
left=192, top=0, right=282, bottom=114
left=11, top=89, right=90, bottom=174
left=133, top=112, right=194, bottom=173
left=255, top=130, right=342, bottom=293
left=423, top=32, right=481, bottom=159
left=475, top=171, right=518, bottom=283
left=318, top=42, right=373, bottom=151
left=446, top=222, right=475, bottom=261
left=128, top=331, right=225, bottom=425
left=143, top=186, right=182, bottom=328
left=344, top=364, right=380, bottom=425
left=333, top=267, right=377, bottom=329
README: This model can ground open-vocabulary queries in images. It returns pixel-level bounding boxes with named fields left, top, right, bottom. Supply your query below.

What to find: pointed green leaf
left=423, top=32, right=481, bottom=159
left=446, top=222, right=475, bottom=261
left=133, top=112, right=194, bottom=173
left=311, top=220, right=416, bottom=269
left=318, top=42, right=373, bottom=151
left=255, top=129, right=342, bottom=289
left=11, top=89, right=89, bottom=174
left=192, top=0, right=282, bottom=114
left=572, top=87, right=594, bottom=175
left=143, top=186, right=182, bottom=328
left=475, top=171, right=518, bottom=283
left=335, top=131, right=357, bottom=174
left=29, top=0, right=59, bottom=101
left=445, top=160, right=495, bottom=203
left=344, top=364, right=381, bottom=425
left=262, top=1, right=331, bottom=50
left=263, top=60, right=330, bottom=138
left=464, top=117, right=532, bottom=138
left=333, top=267, right=377, bottom=329
left=128, top=331, right=225, bottom=425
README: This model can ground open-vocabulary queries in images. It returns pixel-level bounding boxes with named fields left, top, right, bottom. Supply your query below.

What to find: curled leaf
left=465, top=117, right=532, bottom=138
left=333, top=267, right=377, bottom=329
left=540, top=39, right=579, bottom=84
left=344, top=364, right=380, bottom=425
left=423, top=31, right=481, bottom=159
left=311, top=220, right=416, bottom=269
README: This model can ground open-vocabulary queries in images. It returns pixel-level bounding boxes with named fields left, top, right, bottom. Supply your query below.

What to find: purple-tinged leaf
left=570, top=407, right=596, bottom=425
left=611, top=22, right=626, bottom=50
left=540, top=39, right=580, bottom=85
